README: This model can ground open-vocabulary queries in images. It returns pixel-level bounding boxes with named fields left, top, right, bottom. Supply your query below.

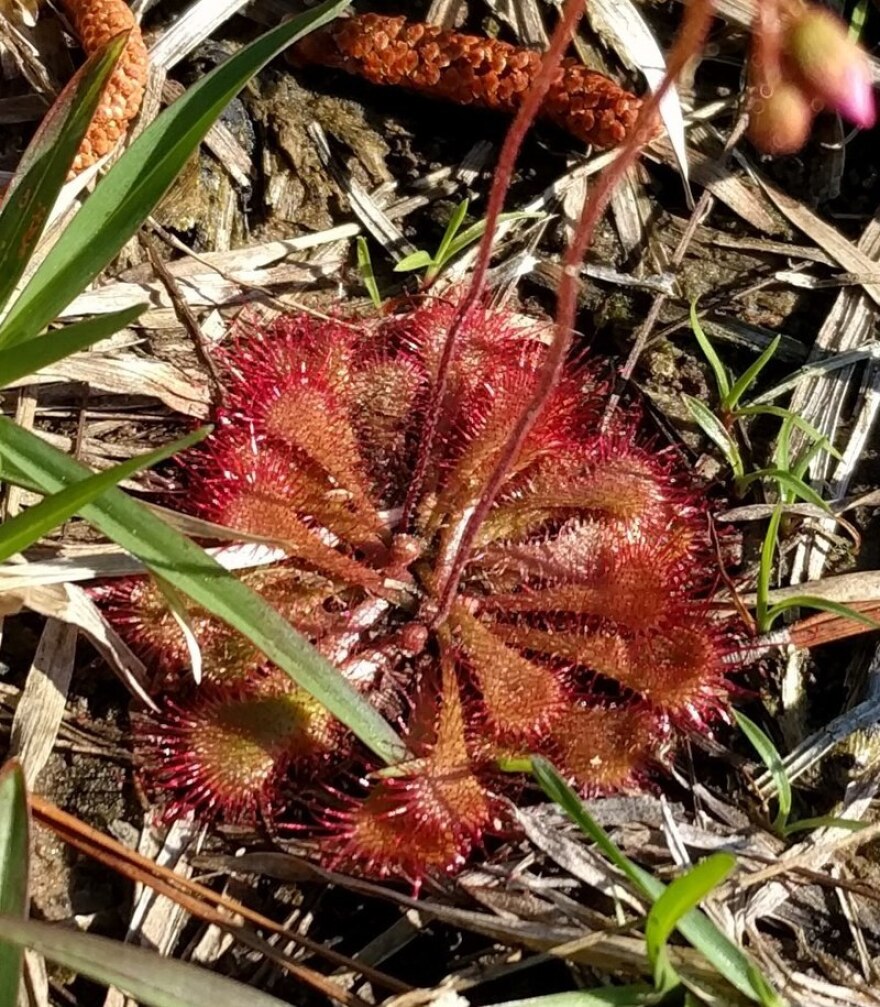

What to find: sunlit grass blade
left=356, top=237, right=382, bottom=309
left=0, top=427, right=209, bottom=562
left=780, top=815, right=866, bottom=836
left=755, top=505, right=782, bottom=632
left=0, top=761, right=29, bottom=1007
left=531, top=757, right=783, bottom=1006
left=732, top=704, right=789, bottom=829
left=0, top=35, right=127, bottom=323
left=734, top=710, right=792, bottom=832
left=724, top=336, right=781, bottom=412
left=683, top=396, right=744, bottom=477
left=0, top=914, right=294, bottom=1007
left=737, top=405, right=842, bottom=460
left=767, top=596, right=880, bottom=632
left=0, top=305, right=146, bottom=388
left=0, top=418, right=405, bottom=765
left=689, top=301, right=730, bottom=401
left=0, top=0, right=350, bottom=348
left=433, top=196, right=470, bottom=267
left=488, top=987, right=659, bottom=1007
left=645, top=853, right=736, bottom=994
left=737, top=468, right=830, bottom=510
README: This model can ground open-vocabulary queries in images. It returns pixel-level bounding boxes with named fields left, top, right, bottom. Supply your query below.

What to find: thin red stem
left=432, top=0, right=718, bottom=626
left=400, top=0, right=585, bottom=531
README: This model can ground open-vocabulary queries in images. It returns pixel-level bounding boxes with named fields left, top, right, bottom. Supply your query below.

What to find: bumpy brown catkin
left=59, top=0, right=148, bottom=172
left=289, top=13, right=644, bottom=150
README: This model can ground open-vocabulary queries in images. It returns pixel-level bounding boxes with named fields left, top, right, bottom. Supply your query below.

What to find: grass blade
left=645, top=853, right=735, bottom=992
left=0, top=418, right=404, bottom=764
left=734, top=710, right=791, bottom=832
left=683, top=396, right=744, bottom=477
left=689, top=301, right=730, bottom=401
left=0, top=0, right=350, bottom=348
left=356, top=236, right=382, bottom=308
left=738, top=468, right=830, bottom=511
left=0, top=914, right=294, bottom=1007
left=489, top=988, right=658, bottom=1007
left=0, top=762, right=29, bottom=1007
left=0, top=35, right=127, bottom=323
left=0, top=305, right=146, bottom=388
left=0, top=428, right=209, bottom=562
left=532, top=757, right=783, bottom=1005
left=724, top=336, right=781, bottom=412
left=767, top=595, right=880, bottom=632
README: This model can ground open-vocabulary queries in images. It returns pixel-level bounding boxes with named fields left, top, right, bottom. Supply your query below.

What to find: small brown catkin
left=60, top=0, right=148, bottom=172
left=290, top=13, right=644, bottom=150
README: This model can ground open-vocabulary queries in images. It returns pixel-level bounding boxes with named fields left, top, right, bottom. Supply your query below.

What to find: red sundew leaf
left=451, top=604, right=567, bottom=741
left=495, top=621, right=728, bottom=724
left=101, top=566, right=338, bottom=685
left=324, top=660, right=495, bottom=881
left=138, top=674, right=342, bottom=821
left=549, top=703, right=668, bottom=792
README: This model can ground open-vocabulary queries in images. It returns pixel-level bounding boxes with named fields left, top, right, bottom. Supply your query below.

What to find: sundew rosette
left=104, top=298, right=736, bottom=882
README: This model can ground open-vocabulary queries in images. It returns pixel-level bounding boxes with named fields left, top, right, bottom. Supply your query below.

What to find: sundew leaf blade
left=0, top=418, right=405, bottom=765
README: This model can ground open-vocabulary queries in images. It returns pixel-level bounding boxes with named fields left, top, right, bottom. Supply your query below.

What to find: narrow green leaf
left=0, top=427, right=209, bottom=562
left=683, top=395, right=744, bottom=477
left=756, top=505, right=782, bottom=632
left=734, top=710, right=792, bottom=832
left=489, top=987, right=658, bottom=1007
left=393, top=250, right=435, bottom=273
left=738, top=469, right=830, bottom=511
left=442, top=209, right=545, bottom=263
left=0, top=305, right=146, bottom=388
left=0, top=35, right=127, bottom=322
left=645, top=853, right=736, bottom=993
left=689, top=301, right=730, bottom=401
left=0, top=914, right=293, bottom=1007
left=0, top=418, right=405, bottom=765
left=0, top=0, right=350, bottom=348
left=780, top=816, right=867, bottom=836
left=0, top=762, right=29, bottom=1007
left=532, top=758, right=784, bottom=1005
left=356, top=236, right=382, bottom=309
left=725, top=336, right=781, bottom=412
left=433, top=196, right=471, bottom=268
left=766, top=596, right=880, bottom=632
left=736, top=405, right=842, bottom=460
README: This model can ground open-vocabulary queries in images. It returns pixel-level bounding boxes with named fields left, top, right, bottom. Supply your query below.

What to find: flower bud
left=748, top=80, right=815, bottom=154
left=784, top=6, right=876, bottom=128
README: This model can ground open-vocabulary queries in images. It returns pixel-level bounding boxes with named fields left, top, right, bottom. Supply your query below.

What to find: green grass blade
left=0, top=427, right=209, bottom=562
left=689, top=301, right=730, bottom=401
left=394, top=250, right=435, bottom=273
left=532, top=758, right=784, bottom=1006
left=442, top=209, right=545, bottom=263
left=756, top=505, right=782, bottom=631
left=0, top=0, right=350, bottom=348
left=645, top=853, right=736, bottom=993
left=489, top=988, right=658, bottom=1007
left=0, top=914, right=294, bottom=1007
left=781, top=816, right=866, bottom=836
left=736, top=405, right=842, bottom=460
left=0, top=418, right=404, bottom=765
left=0, top=762, right=29, bottom=1007
left=0, top=35, right=127, bottom=323
left=725, top=336, right=781, bottom=412
left=683, top=396, right=744, bottom=477
left=356, top=236, right=382, bottom=309
left=767, top=596, right=880, bottom=632
left=433, top=196, right=470, bottom=268
left=0, top=305, right=146, bottom=388
left=738, top=468, right=830, bottom=511
left=734, top=710, right=792, bottom=832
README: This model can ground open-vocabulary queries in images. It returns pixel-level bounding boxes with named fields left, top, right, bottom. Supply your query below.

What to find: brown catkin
left=290, top=13, right=644, bottom=150
left=59, top=0, right=148, bottom=172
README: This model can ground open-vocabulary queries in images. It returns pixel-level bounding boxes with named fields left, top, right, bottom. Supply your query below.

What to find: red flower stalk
left=289, top=13, right=644, bottom=151
left=106, top=297, right=737, bottom=878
